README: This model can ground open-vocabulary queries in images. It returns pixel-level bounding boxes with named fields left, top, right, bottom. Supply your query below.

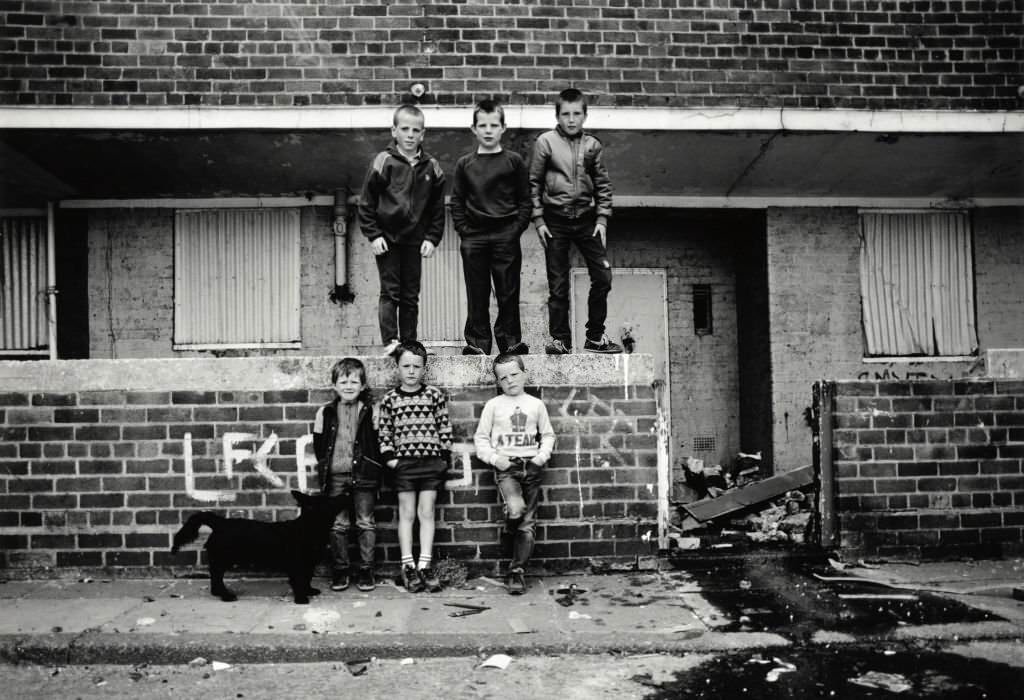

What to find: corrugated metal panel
left=0, top=216, right=48, bottom=351
left=860, top=211, right=976, bottom=356
left=418, top=212, right=466, bottom=343
left=174, top=209, right=300, bottom=346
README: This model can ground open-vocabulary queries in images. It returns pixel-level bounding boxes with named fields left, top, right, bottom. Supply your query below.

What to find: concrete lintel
left=2, top=106, right=1022, bottom=133
left=0, top=354, right=654, bottom=392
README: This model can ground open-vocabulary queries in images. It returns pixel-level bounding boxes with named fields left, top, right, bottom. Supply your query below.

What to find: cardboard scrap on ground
left=682, top=465, right=815, bottom=522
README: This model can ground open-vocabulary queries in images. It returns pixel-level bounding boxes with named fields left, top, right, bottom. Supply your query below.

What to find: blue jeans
left=330, top=487, right=377, bottom=572
left=543, top=212, right=612, bottom=346
left=459, top=229, right=523, bottom=353
left=375, top=243, right=422, bottom=343
left=495, top=460, right=543, bottom=571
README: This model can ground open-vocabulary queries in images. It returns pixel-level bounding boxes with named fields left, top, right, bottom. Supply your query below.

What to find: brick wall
left=0, top=355, right=661, bottom=578
left=2, top=0, right=1020, bottom=110
left=828, top=379, right=1024, bottom=557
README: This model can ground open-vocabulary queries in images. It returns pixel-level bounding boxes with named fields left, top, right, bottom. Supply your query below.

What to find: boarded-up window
left=418, top=212, right=466, bottom=345
left=0, top=216, right=48, bottom=354
left=174, top=209, right=301, bottom=349
left=860, top=211, right=977, bottom=357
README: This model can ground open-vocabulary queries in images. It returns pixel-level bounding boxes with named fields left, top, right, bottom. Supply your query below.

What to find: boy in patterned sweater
left=473, top=353, right=555, bottom=594
left=378, top=341, right=454, bottom=593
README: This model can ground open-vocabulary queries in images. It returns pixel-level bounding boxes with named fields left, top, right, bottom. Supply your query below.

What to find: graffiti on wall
left=182, top=431, right=472, bottom=503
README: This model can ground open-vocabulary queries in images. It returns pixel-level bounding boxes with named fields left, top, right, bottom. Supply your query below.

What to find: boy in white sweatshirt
left=474, top=353, right=555, bottom=594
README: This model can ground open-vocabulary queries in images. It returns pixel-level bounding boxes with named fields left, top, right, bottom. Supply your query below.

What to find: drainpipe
left=329, top=187, right=355, bottom=304
left=815, top=381, right=838, bottom=549
left=46, top=202, right=57, bottom=360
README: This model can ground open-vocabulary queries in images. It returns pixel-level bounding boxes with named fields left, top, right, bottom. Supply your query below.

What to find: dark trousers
left=330, top=487, right=377, bottom=572
left=459, top=230, right=523, bottom=353
left=495, top=460, right=543, bottom=571
left=543, top=213, right=612, bottom=346
left=375, top=243, right=422, bottom=343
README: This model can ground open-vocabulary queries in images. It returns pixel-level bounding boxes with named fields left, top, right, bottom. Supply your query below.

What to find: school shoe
left=461, top=344, right=486, bottom=355
left=506, top=568, right=527, bottom=595
left=356, top=567, right=376, bottom=592
left=583, top=334, right=623, bottom=354
left=330, top=572, right=350, bottom=592
left=402, top=564, right=425, bottom=593
left=504, top=342, right=529, bottom=355
left=382, top=339, right=400, bottom=357
left=418, top=567, right=442, bottom=593
left=544, top=339, right=571, bottom=355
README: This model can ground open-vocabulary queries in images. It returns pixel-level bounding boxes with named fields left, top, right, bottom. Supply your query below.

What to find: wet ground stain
left=635, top=646, right=1024, bottom=699
left=666, top=553, right=1002, bottom=640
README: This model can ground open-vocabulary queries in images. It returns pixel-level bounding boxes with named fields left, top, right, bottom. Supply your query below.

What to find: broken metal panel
left=173, top=208, right=301, bottom=347
left=0, top=215, right=48, bottom=351
left=860, top=211, right=977, bottom=356
left=682, top=464, right=815, bottom=522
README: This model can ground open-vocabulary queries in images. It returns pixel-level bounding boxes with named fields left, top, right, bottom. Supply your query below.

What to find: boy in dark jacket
left=529, top=88, right=622, bottom=355
left=358, top=104, right=447, bottom=356
left=450, top=99, right=532, bottom=356
left=313, top=357, right=382, bottom=592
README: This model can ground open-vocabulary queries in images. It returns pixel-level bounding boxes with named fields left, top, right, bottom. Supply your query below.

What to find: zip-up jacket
left=312, top=397, right=382, bottom=492
left=529, top=125, right=613, bottom=228
left=358, top=144, right=447, bottom=246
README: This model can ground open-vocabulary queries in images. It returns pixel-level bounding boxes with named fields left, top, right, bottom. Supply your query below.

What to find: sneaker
left=402, top=564, right=424, bottom=593
left=461, top=344, right=486, bottom=355
left=544, top=339, right=571, bottom=355
left=382, top=339, right=400, bottom=357
left=418, top=567, right=442, bottom=593
left=330, top=572, right=350, bottom=592
left=356, top=567, right=376, bottom=592
left=504, top=342, right=529, bottom=355
left=583, top=334, right=623, bottom=354
left=506, top=568, right=526, bottom=595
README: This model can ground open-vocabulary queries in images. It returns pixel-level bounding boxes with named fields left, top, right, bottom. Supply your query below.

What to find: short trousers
left=390, top=456, right=447, bottom=493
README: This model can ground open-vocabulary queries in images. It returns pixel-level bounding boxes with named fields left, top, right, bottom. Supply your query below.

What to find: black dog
left=172, top=490, right=342, bottom=604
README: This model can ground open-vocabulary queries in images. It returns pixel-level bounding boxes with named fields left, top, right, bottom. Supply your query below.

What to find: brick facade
left=1, top=0, right=1020, bottom=110
left=0, top=355, right=661, bottom=577
left=827, top=378, right=1024, bottom=557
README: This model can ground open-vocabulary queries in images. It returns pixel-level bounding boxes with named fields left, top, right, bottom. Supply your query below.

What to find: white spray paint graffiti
left=184, top=431, right=472, bottom=502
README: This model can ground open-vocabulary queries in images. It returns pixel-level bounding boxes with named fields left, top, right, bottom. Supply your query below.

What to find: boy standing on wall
left=529, top=88, right=622, bottom=355
left=359, top=105, right=447, bottom=356
left=450, top=99, right=532, bottom=356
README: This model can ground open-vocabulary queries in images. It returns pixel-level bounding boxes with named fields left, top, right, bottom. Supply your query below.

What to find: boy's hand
left=593, top=223, right=606, bottom=248
left=371, top=237, right=389, bottom=256
left=420, top=240, right=436, bottom=258
left=536, top=223, right=551, bottom=249
left=386, top=459, right=398, bottom=469
left=494, top=455, right=512, bottom=471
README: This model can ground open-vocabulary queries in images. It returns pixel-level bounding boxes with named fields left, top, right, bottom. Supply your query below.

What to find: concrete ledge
left=0, top=354, right=654, bottom=392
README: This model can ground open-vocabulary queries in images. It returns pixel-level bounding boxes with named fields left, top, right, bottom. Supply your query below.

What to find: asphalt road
left=2, top=641, right=1022, bottom=699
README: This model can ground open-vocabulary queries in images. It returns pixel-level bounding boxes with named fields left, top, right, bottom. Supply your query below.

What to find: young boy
left=450, top=99, right=532, bottom=356
left=312, top=358, right=382, bottom=592
left=358, top=104, right=447, bottom=356
left=473, top=353, right=555, bottom=594
left=529, top=88, right=622, bottom=356
left=378, top=341, right=454, bottom=593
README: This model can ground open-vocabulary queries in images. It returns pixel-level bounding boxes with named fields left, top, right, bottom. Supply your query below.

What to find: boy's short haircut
left=555, top=87, right=587, bottom=115
left=331, top=357, right=367, bottom=385
left=472, top=99, right=505, bottom=127
left=394, top=340, right=428, bottom=363
left=492, top=352, right=525, bottom=375
left=393, top=104, right=425, bottom=126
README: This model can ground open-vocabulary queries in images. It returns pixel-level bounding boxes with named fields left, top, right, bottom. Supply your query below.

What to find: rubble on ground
left=668, top=452, right=816, bottom=550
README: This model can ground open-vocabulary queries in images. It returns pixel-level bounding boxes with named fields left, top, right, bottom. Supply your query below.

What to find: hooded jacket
left=358, top=144, right=446, bottom=246
left=528, top=125, right=613, bottom=227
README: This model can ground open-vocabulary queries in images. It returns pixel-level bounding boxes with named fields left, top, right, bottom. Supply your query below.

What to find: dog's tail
left=171, top=512, right=223, bottom=553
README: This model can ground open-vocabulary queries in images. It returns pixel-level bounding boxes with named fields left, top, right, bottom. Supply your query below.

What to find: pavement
left=1, top=556, right=1022, bottom=666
